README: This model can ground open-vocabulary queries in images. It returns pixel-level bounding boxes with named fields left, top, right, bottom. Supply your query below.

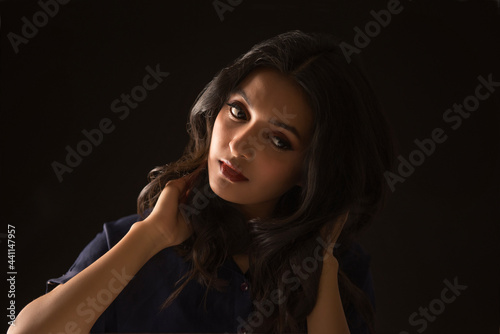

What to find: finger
left=165, top=177, right=188, bottom=193
left=152, top=178, right=187, bottom=216
left=164, top=177, right=192, bottom=225
left=323, top=212, right=349, bottom=258
left=330, top=212, right=349, bottom=242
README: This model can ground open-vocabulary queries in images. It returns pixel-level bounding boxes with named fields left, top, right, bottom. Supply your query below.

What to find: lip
left=219, top=159, right=248, bottom=182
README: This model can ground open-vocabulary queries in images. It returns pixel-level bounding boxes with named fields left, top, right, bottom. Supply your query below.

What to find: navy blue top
left=46, top=214, right=375, bottom=333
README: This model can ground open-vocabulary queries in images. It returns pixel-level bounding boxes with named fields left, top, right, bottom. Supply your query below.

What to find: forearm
left=307, top=256, right=350, bottom=334
left=9, top=221, right=164, bottom=334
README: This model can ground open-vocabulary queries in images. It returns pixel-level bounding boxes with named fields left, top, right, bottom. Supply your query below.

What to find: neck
left=233, top=200, right=278, bottom=221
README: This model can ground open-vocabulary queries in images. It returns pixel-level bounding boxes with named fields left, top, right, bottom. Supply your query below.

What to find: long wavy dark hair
left=137, top=30, right=395, bottom=333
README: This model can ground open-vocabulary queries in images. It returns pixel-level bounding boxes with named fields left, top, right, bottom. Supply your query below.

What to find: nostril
left=229, top=138, right=249, bottom=159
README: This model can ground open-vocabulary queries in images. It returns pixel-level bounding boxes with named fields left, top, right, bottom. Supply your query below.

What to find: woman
left=9, top=30, right=394, bottom=333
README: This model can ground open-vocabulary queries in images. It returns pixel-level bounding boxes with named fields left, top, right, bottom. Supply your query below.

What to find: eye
left=266, top=131, right=293, bottom=151
left=226, top=102, right=247, bottom=120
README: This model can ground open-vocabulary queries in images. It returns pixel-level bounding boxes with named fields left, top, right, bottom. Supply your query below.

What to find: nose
left=229, top=126, right=264, bottom=161
left=229, top=132, right=254, bottom=160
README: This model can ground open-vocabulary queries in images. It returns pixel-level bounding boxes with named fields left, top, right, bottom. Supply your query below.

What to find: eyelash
left=225, top=102, right=293, bottom=151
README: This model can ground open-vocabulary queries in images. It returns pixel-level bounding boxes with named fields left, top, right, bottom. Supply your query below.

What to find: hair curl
left=137, top=30, right=396, bottom=333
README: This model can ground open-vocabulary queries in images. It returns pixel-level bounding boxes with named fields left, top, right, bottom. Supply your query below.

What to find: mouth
left=219, top=159, right=249, bottom=182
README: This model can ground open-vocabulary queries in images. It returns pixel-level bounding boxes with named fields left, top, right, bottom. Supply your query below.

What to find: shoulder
left=45, top=213, right=143, bottom=291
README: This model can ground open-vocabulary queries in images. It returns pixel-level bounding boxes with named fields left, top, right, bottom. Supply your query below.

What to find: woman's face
left=208, top=67, right=314, bottom=219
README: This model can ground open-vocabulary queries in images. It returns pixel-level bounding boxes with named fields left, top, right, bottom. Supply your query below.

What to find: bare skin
left=307, top=213, right=351, bottom=334
left=8, top=176, right=350, bottom=334
left=8, top=177, right=192, bottom=334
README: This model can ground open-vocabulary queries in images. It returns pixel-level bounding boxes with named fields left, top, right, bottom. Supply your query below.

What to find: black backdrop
left=1, top=0, right=499, bottom=333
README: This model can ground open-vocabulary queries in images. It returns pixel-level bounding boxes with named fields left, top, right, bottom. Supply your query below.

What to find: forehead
left=235, top=68, right=314, bottom=144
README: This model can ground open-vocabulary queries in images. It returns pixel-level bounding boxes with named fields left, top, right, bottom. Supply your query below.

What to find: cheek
left=258, top=157, right=300, bottom=184
left=210, top=114, right=226, bottom=149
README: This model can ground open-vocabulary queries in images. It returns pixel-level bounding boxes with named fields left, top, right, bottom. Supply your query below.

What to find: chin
left=209, top=178, right=238, bottom=203
left=207, top=177, right=248, bottom=206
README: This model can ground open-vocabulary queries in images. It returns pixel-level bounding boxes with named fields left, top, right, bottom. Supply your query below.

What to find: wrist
left=322, top=254, right=340, bottom=276
left=128, top=220, right=170, bottom=259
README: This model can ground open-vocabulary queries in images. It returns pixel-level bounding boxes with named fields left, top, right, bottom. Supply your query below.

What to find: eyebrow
left=234, top=89, right=302, bottom=141
left=269, top=118, right=301, bottom=140
left=235, top=88, right=252, bottom=107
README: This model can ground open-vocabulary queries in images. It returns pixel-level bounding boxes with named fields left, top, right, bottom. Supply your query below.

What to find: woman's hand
left=307, top=212, right=351, bottom=334
left=322, top=211, right=349, bottom=261
left=8, top=176, right=195, bottom=334
left=138, top=176, right=194, bottom=252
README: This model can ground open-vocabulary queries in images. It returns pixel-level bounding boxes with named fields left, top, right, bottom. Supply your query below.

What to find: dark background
left=1, top=0, right=499, bottom=333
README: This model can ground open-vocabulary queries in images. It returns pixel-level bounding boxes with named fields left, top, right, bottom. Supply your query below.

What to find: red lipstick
left=219, top=160, right=248, bottom=182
